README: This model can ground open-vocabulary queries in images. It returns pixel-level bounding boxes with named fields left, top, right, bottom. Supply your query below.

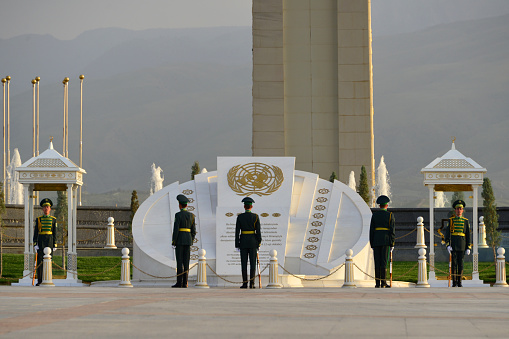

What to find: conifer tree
left=130, top=190, right=140, bottom=232
left=191, top=161, right=200, bottom=180
left=329, top=171, right=338, bottom=183
left=358, top=165, right=370, bottom=204
left=482, top=178, right=500, bottom=262
left=0, top=183, right=6, bottom=277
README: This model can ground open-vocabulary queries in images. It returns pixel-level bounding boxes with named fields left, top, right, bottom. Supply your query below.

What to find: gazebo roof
left=421, top=141, right=486, bottom=191
left=421, top=142, right=485, bottom=172
left=16, top=141, right=86, bottom=190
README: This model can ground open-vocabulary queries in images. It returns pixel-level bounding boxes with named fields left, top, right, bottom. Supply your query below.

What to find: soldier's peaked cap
left=453, top=200, right=466, bottom=209
left=242, top=197, right=255, bottom=204
left=40, top=198, right=53, bottom=207
left=176, top=194, right=189, bottom=204
left=376, top=195, right=390, bottom=205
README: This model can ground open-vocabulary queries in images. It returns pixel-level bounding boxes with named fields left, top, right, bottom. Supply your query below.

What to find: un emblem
left=227, top=162, right=284, bottom=196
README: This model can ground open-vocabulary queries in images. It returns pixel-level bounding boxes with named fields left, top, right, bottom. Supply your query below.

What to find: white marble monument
left=133, top=157, right=373, bottom=287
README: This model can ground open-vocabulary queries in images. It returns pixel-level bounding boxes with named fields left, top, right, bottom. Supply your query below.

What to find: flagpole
left=5, top=75, right=11, bottom=204
left=79, top=75, right=84, bottom=206
left=32, top=79, right=36, bottom=157
left=2, top=78, right=5, bottom=197
left=36, top=76, right=40, bottom=156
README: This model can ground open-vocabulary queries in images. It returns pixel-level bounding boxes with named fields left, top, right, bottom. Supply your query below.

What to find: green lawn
left=0, top=254, right=506, bottom=285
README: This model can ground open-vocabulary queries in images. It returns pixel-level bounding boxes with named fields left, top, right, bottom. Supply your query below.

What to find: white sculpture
left=7, top=148, right=24, bottom=204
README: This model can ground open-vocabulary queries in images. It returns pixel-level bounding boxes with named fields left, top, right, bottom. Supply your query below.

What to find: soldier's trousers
left=373, top=246, right=390, bottom=284
left=175, top=245, right=191, bottom=286
left=240, top=248, right=257, bottom=285
left=451, top=250, right=465, bottom=280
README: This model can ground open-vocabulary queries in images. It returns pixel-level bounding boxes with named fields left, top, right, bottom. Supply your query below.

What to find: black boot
left=172, top=274, right=182, bottom=288
left=240, top=283, right=248, bottom=289
left=457, top=271, right=463, bottom=287
left=375, top=268, right=381, bottom=288
left=182, top=273, right=188, bottom=288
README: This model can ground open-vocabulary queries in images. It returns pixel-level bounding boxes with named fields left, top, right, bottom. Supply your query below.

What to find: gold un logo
left=227, top=162, right=284, bottom=196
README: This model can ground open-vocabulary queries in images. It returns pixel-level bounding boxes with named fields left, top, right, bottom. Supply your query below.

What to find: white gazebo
left=14, top=141, right=86, bottom=286
left=421, top=140, right=486, bottom=286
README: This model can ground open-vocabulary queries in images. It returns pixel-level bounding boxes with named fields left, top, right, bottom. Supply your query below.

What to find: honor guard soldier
left=445, top=200, right=472, bottom=287
left=171, top=194, right=196, bottom=288
left=33, top=198, right=57, bottom=286
left=369, top=195, right=395, bottom=288
left=235, top=197, right=262, bottom=289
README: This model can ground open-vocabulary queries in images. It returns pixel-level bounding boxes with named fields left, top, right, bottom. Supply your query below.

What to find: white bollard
left=493, top=247, right=508, bottom=287
left=119, top=248, right=133, bottom=287
left=195, top=249, right=209, bottom=288
left=105, top=217, right=117, bottom=249
left=415, top=216, right=426, bottom=249
left=266, top=249, right=282, bottom=288
left=40, top=247, right=55, bottom=287
left=478, top=216, right=489, bottom=248
left=416, top=248, right=430, bottom=288
left=342, top=249, right=356, bottom=288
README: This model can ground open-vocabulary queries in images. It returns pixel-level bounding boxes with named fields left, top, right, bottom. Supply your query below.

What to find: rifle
left=389, top=250, right=393, bottom=288
left=448, top=252, right=452, bottom=288
left=257, top=250, right=261, bottom=289
left=32, top=252, right=38, bottom=286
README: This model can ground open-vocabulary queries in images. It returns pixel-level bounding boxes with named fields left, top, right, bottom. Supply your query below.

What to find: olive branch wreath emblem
left=227, top=162, right=284, bottom=196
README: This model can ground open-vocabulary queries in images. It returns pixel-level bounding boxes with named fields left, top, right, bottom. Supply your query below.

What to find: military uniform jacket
left=445, top=216, right=471, bottom=252
left=369, top=209, right=395, bottom=248
left=172, top=210, right=196, bottom=246
left=235, top=211, right=262, bottom=249
left=33, top=215, right=57, bottom=249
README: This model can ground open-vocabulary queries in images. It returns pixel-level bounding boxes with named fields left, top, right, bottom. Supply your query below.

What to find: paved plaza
left=1, top=286, right=509, bottom=338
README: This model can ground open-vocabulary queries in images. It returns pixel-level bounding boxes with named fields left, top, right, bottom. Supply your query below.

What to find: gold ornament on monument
left=227, top=162, right=284, bottom=196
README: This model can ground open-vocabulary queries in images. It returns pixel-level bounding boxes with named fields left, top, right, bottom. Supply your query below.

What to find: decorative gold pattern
left=182, top=189, right=194, bottom=195
left=305, top=245, right=317, bottom=251
left=304, top=253, right=316, bottom=259
left=261, top=213, right=269, bottom=217
left=225, top=212, right=234, bottom=217
left=28, top=158, right=67, bottom=168
left=309, top=229, right=321, bottom=235
left=313, top=213, right=324, bottom=219
left=272, top=213, right=281, bottom=217
left=308, top=237, right=319, bottom=243
left=311, top=221, right=323, bottom=227
left=187, top=206, right=195, bottom=211
left=188, top=198, right=195, bottom=203
left=318, top=188, right=329, bottom=194
left=193, top=238, right=198, bottom=244
left=316, top=197, right=328, bottom=203
left=190, top=254, right=199, bottom=260
left=314, top=205, right=326, bottom=211
left=227, top=162, right=284, bottom=196
left=191, top=246, right=199, bottom=252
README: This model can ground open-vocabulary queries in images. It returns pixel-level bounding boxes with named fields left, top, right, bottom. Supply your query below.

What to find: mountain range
left=1, top=14, right=508, bottom=207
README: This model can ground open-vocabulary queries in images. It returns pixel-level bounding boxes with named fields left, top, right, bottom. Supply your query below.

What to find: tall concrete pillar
left=252, top=0, right=375, bottom=186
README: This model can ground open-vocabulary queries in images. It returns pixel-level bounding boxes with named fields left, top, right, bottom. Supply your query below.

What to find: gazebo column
left=472, top=184, right=480, bottom=281
left=66, top=183, right=78, bottom=281
left=428, top=184, right=436, bottom=281
left=22, top=184, right=33, bottom=280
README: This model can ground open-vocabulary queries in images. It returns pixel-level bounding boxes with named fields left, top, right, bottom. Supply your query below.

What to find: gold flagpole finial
left=452, top=136, right=456, bottom=143
left=50, top=136, right=53, bottom=142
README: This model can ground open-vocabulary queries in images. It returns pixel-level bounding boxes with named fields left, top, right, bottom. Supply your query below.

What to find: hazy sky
left=2, top=0, right=509, bottom=40
left=0, top=0, right=252, bottom=40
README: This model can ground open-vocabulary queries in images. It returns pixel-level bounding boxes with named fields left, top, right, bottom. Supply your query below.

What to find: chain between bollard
left=205, top=263, right=269, bottom=284
left=395, top=228, right=416, bottom=240
left=424, top=227, right=442, bottom=239
left=131, top=262, right=198, bottom=279
left=114, top=228, right=133, bottom=240
left=0, top=262, right=43, bottom=281
left=277, top=263, right=345, bottom=281
left=51, top=261, right=123, bottom=277
left=0, top=233, right=24, bottom=241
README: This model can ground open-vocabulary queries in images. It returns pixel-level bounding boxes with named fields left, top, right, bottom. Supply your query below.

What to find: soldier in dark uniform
left=445, top=200, right=471, bottom=287
left=33, top=198, right=57, bottom=286
left=171, top=194, right=196, bottom=288
left=369, top=195, right=395, bottom=288
left=235, top=197, right=262, bottom=289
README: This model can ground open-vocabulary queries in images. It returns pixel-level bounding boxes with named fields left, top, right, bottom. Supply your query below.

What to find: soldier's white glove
left=34, top=245, right=39, bottom=251
left=53, top=248, right=57, bottom=252
left=390, top=247, right=394, bottom=253
left=172, top=245, right=176, bottom=250
left=465, top=249, right=471, bottom=255
left=235, top=248, right=240, bottom=252
left=447, top=246, right=452, bottom=254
